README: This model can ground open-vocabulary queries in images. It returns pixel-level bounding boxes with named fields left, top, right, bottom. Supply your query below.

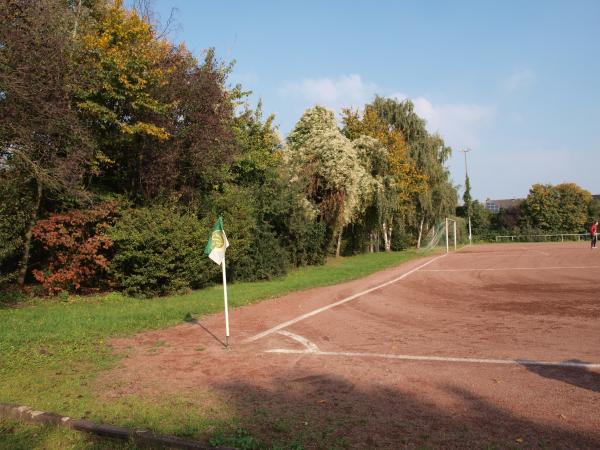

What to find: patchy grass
left=0, top=249, right=432, bottom=449
left=0, top=418, right=137, bottom=450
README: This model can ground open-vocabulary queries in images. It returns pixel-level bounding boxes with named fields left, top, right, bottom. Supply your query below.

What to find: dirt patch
left=100, top=245, right=600, bottom=448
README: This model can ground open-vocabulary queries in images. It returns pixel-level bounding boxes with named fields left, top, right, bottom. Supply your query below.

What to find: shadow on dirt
left=211, top=371, right=600, bottom=449
left=522, top=360, right=600, bottom=393
left=190, top=319, right=228, bottom=348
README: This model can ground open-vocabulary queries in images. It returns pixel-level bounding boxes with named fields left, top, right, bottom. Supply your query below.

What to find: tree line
left=460, top=183, right=600, bottom=238
left=1, top=0, right=458, bottom=297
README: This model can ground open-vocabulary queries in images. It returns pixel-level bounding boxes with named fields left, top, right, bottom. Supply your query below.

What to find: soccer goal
left=421, top=218, right=459, bottom=253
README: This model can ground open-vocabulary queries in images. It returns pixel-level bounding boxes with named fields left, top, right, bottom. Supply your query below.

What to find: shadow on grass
left=209, top=371, right=600, bottom=449
left=522, top=360, right=600, bottom=393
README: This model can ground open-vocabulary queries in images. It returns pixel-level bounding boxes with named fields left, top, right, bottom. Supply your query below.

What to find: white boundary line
left=277, top=330, right=319, bottom=352
left=422, top=265, right=600, bottom=273
left=265, top=349, right=600, bottom=369
left=243, top=254, right=447, bottom=343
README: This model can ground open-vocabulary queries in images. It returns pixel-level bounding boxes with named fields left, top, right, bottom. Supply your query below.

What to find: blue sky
left=154, top=0, right=600, bottom=201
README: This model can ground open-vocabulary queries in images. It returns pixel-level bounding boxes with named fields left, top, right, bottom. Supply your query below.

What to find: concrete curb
left=0, top=403, right=234, bottom=449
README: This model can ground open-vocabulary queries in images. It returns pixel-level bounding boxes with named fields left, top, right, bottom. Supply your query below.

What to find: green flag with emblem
left=204, top=216, right=229, bottom=265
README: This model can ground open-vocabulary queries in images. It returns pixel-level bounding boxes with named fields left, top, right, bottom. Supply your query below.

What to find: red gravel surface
left=104, top=243, right=600, bottom=449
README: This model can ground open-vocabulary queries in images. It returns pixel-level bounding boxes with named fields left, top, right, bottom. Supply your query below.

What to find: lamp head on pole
left=459, top=148, right=472, bottom=177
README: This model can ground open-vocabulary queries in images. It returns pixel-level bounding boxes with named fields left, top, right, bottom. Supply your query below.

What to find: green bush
left=252, top=173, right=327, bottom=267
left=391, top=230, right=414, bottom=251
left=232, top=223, right=288, bottom=281
left=0, top=289, right=28, bottom=306
left=207, top=176, right=327, bottom=282
left=109, top=206, right=216, bottom=297
left=284, top=218, right=327, bottom=266
left=210, top=185, right=289, bottom=282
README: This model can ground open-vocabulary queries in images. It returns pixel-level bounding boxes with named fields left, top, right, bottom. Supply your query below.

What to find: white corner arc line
left=277, top=330, right=319, bottom=352
left=244, top=254, right=447, bottom=343
left=264, top=349, right=600, bottom=369
left=421, top=265, right=600, bottom=273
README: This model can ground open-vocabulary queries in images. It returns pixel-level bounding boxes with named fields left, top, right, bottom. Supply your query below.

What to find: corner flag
left=204, top=216, right=231, bottom=346
left=204, top=216, right=229, bottom=265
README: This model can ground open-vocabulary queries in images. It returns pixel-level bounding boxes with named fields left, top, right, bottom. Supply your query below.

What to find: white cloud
left=279, top=74, right=380, bottom=112
left=503, top=69, right=535, bottom=93
left=412, top=97, right=495, bottom=149
left=278, top=74, right=494, bottom=150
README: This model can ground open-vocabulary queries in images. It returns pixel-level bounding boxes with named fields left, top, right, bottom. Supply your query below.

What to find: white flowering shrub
left=286, top=106, right=369, bottom=233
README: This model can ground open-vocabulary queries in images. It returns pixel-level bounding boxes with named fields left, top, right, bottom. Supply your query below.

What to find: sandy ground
left=102, top=243, right=600, bottom=449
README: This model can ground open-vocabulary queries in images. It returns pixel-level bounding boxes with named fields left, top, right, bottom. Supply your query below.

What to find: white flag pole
left=221, top=256, right=230, bottom=347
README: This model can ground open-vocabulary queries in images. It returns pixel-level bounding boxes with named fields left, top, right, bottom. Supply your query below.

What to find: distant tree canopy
left=1, top=0, right=461, bottom=296
left=460, top=182, right=597, bottom=238
left=523, top=183, right=593, bottom=233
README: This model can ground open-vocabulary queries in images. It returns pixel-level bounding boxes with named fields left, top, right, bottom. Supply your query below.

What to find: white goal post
left=445, top=218, right=457, bottom=253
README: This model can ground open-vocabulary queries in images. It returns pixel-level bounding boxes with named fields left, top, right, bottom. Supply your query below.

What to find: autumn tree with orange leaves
left=342, top=106, right=426, bottom=251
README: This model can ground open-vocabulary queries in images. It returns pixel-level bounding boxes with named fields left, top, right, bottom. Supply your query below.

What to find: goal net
left=421, top=221, right=446, bottom=252
left=421, top=217, right=464, bottom=252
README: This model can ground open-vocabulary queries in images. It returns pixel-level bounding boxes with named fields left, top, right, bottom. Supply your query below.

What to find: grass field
left=0, top=249, right=431, bottom=449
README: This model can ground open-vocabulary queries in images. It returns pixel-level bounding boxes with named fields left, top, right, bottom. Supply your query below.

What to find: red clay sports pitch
left=104, top=243, right=600, bottom=448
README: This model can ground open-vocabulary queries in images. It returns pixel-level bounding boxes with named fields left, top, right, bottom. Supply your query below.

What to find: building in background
left=485, top=198, right=525, bottom=213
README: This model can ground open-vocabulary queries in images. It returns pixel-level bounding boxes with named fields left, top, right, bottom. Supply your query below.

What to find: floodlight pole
left=460, top=148, right=473, bottom=245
